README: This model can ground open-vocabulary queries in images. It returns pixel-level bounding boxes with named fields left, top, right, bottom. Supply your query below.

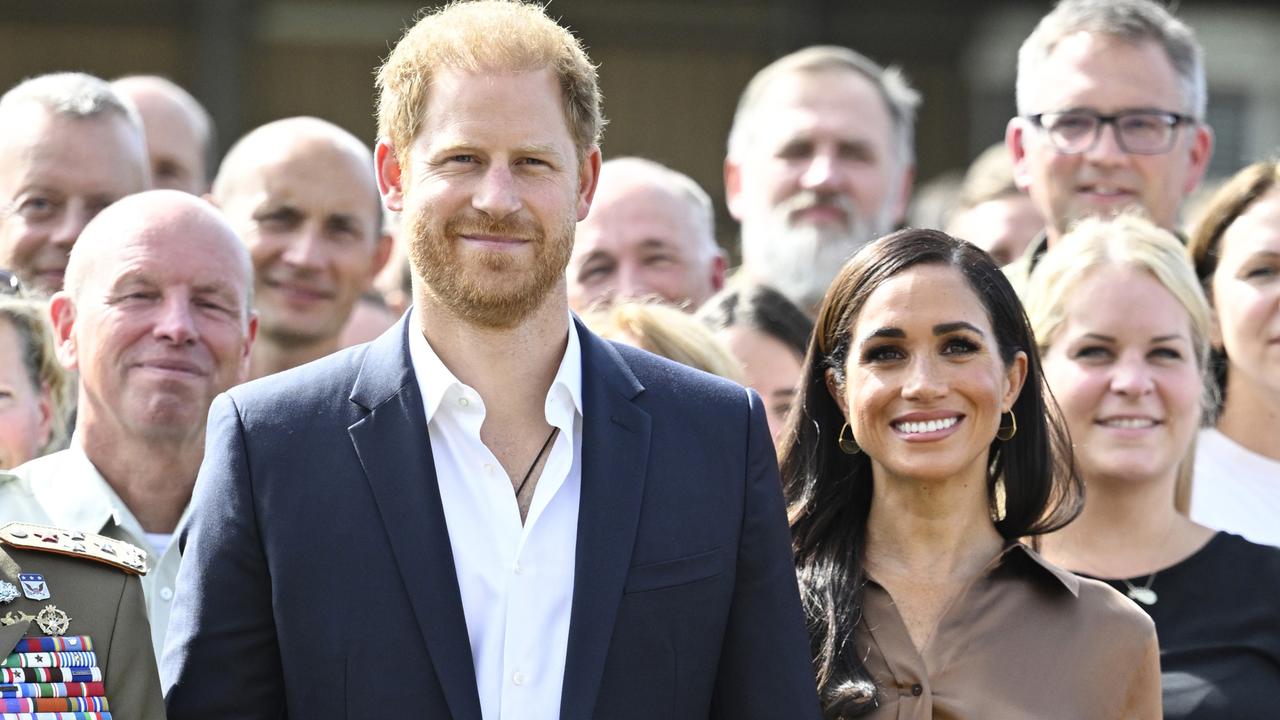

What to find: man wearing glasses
left=1005, top=0, right=1213, bottom=289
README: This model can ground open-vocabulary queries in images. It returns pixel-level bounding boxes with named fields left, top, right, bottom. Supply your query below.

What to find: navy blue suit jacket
left=162, top=315, right=820, bottom=719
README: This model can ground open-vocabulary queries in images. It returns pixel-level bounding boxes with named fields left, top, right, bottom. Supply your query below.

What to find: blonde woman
left=582, top=300, right=743, bottom=382
left=1025, top=214, right=1280, bottom=719
left=0, top=296, right=71, bottom=468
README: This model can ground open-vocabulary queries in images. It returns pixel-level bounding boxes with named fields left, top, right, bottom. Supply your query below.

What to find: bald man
left=212, top=117, right=391, bottom=379
left=112, top=75, right=215, bottom=195
left=7, top=190, right=257, bottom=657
left=569, top=157, right=725, bottom=312
left=0, top=72, right=149, bottom=295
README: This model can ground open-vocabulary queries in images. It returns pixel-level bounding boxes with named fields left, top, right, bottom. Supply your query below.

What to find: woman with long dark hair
left=782, top=228, right=1160, bottom=718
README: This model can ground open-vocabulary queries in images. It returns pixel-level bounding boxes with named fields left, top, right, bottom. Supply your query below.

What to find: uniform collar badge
left=17, top=573, right=49, bottom=601
left=0, top=580, right=17, bottom=604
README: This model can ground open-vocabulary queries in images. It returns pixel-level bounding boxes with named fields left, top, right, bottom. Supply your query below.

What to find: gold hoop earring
left=996, top=411, right=1017, bottom=441
left=837, top=422, right=861, bottom=455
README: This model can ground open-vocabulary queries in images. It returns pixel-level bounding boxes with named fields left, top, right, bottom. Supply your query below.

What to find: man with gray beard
left=724, top=46, right=919, bottom=315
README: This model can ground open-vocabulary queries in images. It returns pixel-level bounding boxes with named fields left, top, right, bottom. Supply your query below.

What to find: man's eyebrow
left=636, top=238, right=675, bottom=251
left=518, top=143, right=562, bottom=157
left=578, top=248, right=614, bottom=266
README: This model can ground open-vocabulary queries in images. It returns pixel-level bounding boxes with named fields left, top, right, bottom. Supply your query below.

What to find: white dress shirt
left=8, top=439, right=190, bottom=660
left=408, top=309, right=583, bottom=720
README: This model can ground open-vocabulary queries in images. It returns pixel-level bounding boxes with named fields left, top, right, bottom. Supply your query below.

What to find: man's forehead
left=237, top=148, right=378, bottom=219
left=416, top=68, right=575, bottom=152
left=1029, top=33, right=1185, bottom=113
left=751, top=70, right=893, bottom=147
left=97, top=229, right=246, bottom=290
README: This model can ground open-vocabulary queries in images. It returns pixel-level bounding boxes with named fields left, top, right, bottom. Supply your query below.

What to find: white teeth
left=894, top=417, right=959, bottom=434
left=1101, top=418, right=1156, bottom=429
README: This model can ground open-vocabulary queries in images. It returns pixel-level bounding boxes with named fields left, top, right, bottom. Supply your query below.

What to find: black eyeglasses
left=0, top=268, right=20, bottom=297
left=1026, top=109, right=1195, bottom=155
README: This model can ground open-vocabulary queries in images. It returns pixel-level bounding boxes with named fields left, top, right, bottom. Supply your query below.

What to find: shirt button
left=160, top=587, right=174, bottom=602
left=512, top=671, right=525, bottom=686
left=457, top=397, right=469, bottom=407
left=484, top=464, right=494, bottom=474
left=911, top=684, right=923, bottom=697
left=514, top=563, right=524, bottom=575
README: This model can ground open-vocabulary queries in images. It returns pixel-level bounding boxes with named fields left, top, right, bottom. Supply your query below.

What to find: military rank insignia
left=0, top=523, right=148, bottom=576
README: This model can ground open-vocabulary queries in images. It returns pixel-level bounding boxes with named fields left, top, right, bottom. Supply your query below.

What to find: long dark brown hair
left=779, top=228, right=1082, bottom=717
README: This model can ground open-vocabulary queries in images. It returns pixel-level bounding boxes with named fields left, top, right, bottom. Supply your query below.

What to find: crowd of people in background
left=0, top=0, right=1276, bottom=717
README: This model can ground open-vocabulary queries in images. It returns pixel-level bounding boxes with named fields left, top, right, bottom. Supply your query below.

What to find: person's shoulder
left=5, top=448, right=73, bottom=480
left=1072, top=574, right=1156, bottom=641
left=233, top=343, right=370, bottom=404
left=0, top=469, right=53, bottom=525
left=1204, top=531, right=1280, bottom=576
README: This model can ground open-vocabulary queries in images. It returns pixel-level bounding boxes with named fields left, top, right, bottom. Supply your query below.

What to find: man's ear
left=709, top=252, right=728, bottom=293
left=369, top=231, right=394, bottom=284
left=238, top=312, right=259, bottom=384
left=1182, top=124, right=1215, bottom=196
left=48, top=292, right=79, bottom=372
left=1006, top=118, right=1034, bottom=194
left=576, top=146, right=602, bottom=222
left=724, top=157, right=745, bottom=221
left=891, top=163, right=915, bottom=226
left=376, top=139, right=404, bottom=212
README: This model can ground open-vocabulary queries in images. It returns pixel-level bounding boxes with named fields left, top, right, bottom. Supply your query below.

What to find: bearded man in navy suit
left=161, top=2, right=818, bottom=718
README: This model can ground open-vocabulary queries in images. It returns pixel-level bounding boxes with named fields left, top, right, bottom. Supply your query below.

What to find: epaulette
left=0, top=522, right=149, bottom=576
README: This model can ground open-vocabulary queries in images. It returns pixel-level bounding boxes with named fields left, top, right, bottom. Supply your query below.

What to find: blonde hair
left=1023, top=214, right=1213, bottom=511
left=376, top=0, right=604, bottom=164
left=0, top=297, right=71, bottom=455
left=583, top=301, right=743, bottom=383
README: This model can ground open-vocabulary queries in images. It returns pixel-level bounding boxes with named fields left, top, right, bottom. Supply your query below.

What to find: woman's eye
left=1244, top=264, right=1278, bottom=281
left=941, top=338, right=979, bottom=355
left=862, top=345, right=905, bottom=363
left=1072, top=345, right=1111, bottom=360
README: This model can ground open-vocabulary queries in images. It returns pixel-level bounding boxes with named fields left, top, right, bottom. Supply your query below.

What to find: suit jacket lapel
left=560, top=320, right=651, bottom=720
left=348, top=316, right=482, bottom=720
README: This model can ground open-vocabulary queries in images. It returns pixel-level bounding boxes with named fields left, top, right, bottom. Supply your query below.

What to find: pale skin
left=377, top=68, right=601, bottom=522
left=50, top=192, right=256, bottom=534
left=1039, top=266, right=1214, bottom=579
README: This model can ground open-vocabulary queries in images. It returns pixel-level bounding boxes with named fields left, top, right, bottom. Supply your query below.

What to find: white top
left=408, top=309, right=584, bottom=720
left=1191, top=427, right=1280, bottom=548
left=8, top=440, right=191, bottom=660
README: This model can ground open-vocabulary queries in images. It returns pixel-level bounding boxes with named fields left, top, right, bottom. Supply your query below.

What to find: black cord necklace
left=515, top=426, right=560, bottom=498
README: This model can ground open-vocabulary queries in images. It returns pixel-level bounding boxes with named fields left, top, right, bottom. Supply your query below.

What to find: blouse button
left=910, top=684, right=923, bottom=697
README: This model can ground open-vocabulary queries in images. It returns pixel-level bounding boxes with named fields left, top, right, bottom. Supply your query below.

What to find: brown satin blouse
left=853, top=543, right=1161, bottom=719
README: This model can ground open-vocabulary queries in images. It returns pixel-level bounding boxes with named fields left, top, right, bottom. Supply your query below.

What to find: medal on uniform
left=0, top=580, right=18, bottom=605
left=35, top=605, right=70, bottom=636
left=17, top=573, right=49, bottom=600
